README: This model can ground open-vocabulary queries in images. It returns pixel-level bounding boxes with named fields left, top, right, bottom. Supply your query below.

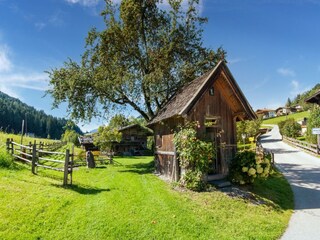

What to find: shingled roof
left=148, top=61, right=256, bottom=125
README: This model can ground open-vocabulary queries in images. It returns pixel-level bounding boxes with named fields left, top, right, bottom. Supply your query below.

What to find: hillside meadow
left=262, top=111, right=310, bottom=125
left=0, top=133, right=293, bottom=239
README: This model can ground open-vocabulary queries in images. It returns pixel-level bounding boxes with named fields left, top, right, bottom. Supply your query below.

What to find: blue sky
left=0, top=0, right=319, bottom=132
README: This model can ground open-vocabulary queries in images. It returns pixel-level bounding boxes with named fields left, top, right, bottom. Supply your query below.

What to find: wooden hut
left=78, top=135, right=99, bottom=151
left=147, top=61, right=256, bottom=181
left=305, top=90, right=320, bottom=105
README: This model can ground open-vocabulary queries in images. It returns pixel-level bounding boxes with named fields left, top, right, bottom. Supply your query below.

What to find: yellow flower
left=242, top=167, right=248, bottom=172
left=248, top=168, right=256, bottom=176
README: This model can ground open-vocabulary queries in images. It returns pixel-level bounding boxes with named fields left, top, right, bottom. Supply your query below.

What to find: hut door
left=206, top=127, right=222, bottom=174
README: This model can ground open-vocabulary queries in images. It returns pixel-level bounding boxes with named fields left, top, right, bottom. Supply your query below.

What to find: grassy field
left=0, top=154, right=293, bottom=240
left=0, top=132, right=60, bottom=148
left=262, top=111, right=309, bottom=125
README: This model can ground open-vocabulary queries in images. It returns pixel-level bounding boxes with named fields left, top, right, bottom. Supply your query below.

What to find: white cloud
left=277, top=67, right=296, bottom=77
left=229, top=58, right=244, bottom=65
left=0, top=42, right=49, bottom=98
left=0, top=45, right=12, bottom=72
left=158, top=0, right=204, bottom=14
left=49, top=11, right=65, bottom=26
left=291, top=80, right=299, bottom=90
left=35, top=22, right=46, bottom=31
left=290, top=80, right=311, bottom=97
left=0, top=72, right=49, bottom=91
left=65, top=0, right=100, bottom=7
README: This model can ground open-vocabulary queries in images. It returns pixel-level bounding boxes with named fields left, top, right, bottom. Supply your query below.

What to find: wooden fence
left=6, top=138, right=73, bottom=186
left=283, top=136, right=320, bottom=155
left=256, top=141, right=275, bottom=165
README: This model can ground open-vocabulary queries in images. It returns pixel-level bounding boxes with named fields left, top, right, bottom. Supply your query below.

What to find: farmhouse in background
left=113, top=124, right=153, bottom=156
left=147, top=61, right=256, bottom=181
left=305, top=90, right=320, bottom=105
left=276, top=106, right=302, bottom=116
left=256, top=109, right=276, bottom=119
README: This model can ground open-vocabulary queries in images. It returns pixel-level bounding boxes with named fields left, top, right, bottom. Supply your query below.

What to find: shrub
left=278, top=118, right=301, bottom=138
left=0, top=148, right=15, bottom=169
left=229, top=150, right=273, bottom=185
left=173, top=123, right=216, bottom=191
left=306, top=106, right=320, bottom=144
left=61, top=129, right=80, bottom=146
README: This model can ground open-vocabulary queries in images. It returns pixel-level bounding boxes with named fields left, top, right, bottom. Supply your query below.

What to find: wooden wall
left=152, top=117, right=183, bottom=180
left=151, top=73, right=241, bottom=179
left=187, top=74, right=237, bottom=175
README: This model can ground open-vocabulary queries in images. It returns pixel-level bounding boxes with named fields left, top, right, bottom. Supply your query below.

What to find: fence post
left=10, top=138, right=14, bottom=155
left=271, top=152, right=275, bottom=166
left=32, top=141, right=37, bottom=174
left=6, top=138, right=10, bottom=152
left=70, top=145, right=74, bottom=185
left=29, top=142, right=32, bottom=158
left=63, top=149, right=70, bottom=186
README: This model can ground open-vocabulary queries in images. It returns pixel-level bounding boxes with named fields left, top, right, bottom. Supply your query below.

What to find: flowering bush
left=229, top=150, right=273, bottom=185
left=173, top=123, right=216, bottom=191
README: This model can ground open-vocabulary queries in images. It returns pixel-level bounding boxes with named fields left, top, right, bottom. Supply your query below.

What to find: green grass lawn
left=262, top=111, right=309, bottom=125
left=0, top=155, right=293, bottom=240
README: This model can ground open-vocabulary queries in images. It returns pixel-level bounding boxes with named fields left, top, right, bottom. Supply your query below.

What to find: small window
left=156, top=134, right=162, bottom=148
left=205, top=116, right=220, bottom=128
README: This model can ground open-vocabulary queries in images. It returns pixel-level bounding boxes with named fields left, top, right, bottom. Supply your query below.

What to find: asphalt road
left=260, top=126, right=320, bottom=240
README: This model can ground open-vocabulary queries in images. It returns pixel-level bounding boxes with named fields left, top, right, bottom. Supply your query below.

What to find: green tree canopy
left=109, top=114, right=130, bottom=129
left=236, top=119, right=262, bottom=143
left=94, top=125, right=122, bottom=152
left=47, top=0, right=225, bottom=122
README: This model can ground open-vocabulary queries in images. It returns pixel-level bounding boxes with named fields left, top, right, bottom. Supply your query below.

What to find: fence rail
left=6, top=138, right=73, bottom=186
left=283, top=136, right=319, bottom=155
left=256, top=141, right=275, bottom=165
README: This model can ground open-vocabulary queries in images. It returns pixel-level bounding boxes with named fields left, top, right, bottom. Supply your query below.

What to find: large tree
left=47, top=0, right=226, bottom=122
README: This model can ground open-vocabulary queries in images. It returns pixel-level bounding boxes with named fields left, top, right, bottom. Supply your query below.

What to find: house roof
left=148, top=61, right=256, bottom=125
left=256, top=109, right=275, bottom=114
left=305, top=90, right=320, bottom=105
left=119, top=124, right=153, bottom=136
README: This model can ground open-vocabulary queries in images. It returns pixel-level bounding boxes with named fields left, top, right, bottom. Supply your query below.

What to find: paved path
left=260, top=126, right=320, bottom=240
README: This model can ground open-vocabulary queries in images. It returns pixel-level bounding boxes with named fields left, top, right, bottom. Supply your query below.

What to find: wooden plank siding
left=153, top=118, right=183, bottom=180
left=187, top=74, right=237, bottom=174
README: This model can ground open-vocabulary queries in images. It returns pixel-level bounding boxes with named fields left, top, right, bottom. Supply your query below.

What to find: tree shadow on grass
left=119, top=161, right=155, bottom=175
left=52, top=183, right=110, bottom=195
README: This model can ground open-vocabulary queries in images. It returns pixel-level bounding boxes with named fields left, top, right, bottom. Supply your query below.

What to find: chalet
left=293, top=105, right=303, bottom=112
left=113, top=124, right=153, bottom=156
left=147, top=61, right=256, bottom=181
left=276, top=107, right=292, bottom=116
left=305, top=90, right=320, bottom=105
left=78, top=135, right=99, bottom=151
left=255, top=109, right=276, bottom=119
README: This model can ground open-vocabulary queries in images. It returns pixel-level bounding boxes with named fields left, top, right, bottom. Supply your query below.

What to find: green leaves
left=278, top=118, right=301, bottom=138
left=94, top=125, right=122, bottom=152
left=173, top=123, right=216, bottom=191
left=229, top=150, right=273, bottom=185
left=306, top=105, right=320, bottom=143
left=47, top=0, right=226, bottom=122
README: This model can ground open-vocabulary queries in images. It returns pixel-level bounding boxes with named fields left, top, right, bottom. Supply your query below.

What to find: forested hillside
left=288, top=83, right=320, bottom=109
left=0, top=91, right=82, bottom=139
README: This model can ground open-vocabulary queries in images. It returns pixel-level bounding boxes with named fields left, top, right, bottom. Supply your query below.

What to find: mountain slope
left=0, top=91, right=82, bottom=139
